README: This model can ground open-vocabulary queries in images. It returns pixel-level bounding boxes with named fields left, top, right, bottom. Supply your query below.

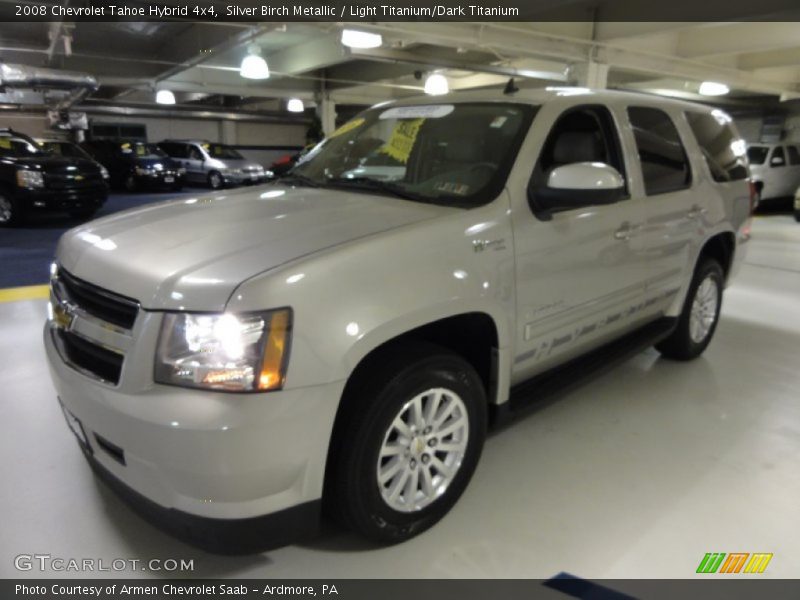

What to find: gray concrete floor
left=1, top=215, right=798, bottom=579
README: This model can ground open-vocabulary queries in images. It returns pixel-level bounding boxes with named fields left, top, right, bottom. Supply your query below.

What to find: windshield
left=747, top=146, right=769, bottom=165
left=203, top=143, right=243, bottom=159
left=0, top=135, right=46, bottom=158
left=121, top=142, right=167, bottom=159
left=290, top=102, right=536, bottom=206
left=39, top=141, right=92, bottom=160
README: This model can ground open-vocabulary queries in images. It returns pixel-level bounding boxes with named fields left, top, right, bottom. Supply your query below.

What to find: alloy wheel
left=689, top=275, right=719, bottom=343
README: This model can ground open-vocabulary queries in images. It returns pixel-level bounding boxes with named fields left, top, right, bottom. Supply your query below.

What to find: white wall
left=0, top=111, right=306, bottom=147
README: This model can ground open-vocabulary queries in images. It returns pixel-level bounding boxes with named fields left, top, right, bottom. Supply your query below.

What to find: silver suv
left=45, top=90, right=753, bottom=553
left=158, top=140, right=268, bottom=189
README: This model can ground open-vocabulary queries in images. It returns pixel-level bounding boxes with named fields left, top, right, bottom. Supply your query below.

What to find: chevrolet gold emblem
left=53, top=303, right=74, bottom=329
left=74, top=175, right=84, bottom=181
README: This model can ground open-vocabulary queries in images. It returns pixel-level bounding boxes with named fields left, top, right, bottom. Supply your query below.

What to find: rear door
left=511, top=103, right=649, bottom=380
left=623, top=105, right=701, bottom=315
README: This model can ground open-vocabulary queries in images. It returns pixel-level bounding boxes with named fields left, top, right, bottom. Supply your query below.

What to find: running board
left=491, top=317, right=677, bottom=428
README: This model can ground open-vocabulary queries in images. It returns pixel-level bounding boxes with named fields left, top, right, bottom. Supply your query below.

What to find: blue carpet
left=0, top=188, right=204, bottom=289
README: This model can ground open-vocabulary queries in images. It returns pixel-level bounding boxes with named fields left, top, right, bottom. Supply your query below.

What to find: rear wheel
left=0, top=189, right=24, bottom=226
left=656, top=258, right=723, bottom=360
left=329, top=343, right=487, bottom=544
left=794, top=210, right=800, bottom=222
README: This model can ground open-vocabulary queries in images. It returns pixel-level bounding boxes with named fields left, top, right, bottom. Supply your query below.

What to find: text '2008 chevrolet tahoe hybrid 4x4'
left=45, top=89, right=753, bottom=553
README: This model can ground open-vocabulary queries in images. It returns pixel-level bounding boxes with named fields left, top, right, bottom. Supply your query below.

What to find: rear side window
left=684, top=111, right=748, bottom=182
left=628, top=107, right=691, bottom=195
left=787, top=145, right=800, bottom=165
left=747, top=146, right=769, bottom=165
left=771, top=146, right=786, bottom=167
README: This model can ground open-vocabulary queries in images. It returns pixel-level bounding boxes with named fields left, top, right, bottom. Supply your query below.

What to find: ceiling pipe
left=0, top=62, right=97, bottom=110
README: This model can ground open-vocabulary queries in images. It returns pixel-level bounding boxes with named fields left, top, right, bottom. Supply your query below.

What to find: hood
left=12, top=155, right=101, bottom=174
left=57, top=185, right=451, bottom=311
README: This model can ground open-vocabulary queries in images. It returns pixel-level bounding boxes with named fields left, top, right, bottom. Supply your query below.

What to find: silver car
left=158, top=140, right=268, bottom=189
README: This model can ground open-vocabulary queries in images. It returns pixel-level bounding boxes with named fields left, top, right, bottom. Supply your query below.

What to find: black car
left=0, top=129, right=109, bottom=226
left=82, top=139, right=185, bottom=192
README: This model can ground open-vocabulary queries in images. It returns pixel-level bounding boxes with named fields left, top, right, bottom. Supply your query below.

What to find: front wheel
left=794, top=210, right=800, bottom=223
left=329, top=343, right=487, bottom=544
left=207, top=171, right=224, bottom=190
left=0, top=189, right=24, bottom=226
left=656, top=258, right=723, bottom=361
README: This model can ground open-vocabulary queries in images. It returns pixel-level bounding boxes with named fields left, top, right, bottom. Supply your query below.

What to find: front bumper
left=16, top=185, right=108, bottom=211
left=223, top=171, right=267, bottom=186
left=135, top=172, right=184, bottom=189
left=80, top=442, right=320, bottom=554
left=44, top=314, right=344, bottom=550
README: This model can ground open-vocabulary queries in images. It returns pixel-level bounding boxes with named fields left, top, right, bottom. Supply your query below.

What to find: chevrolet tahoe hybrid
left=45, top=90, right=753, bottom=553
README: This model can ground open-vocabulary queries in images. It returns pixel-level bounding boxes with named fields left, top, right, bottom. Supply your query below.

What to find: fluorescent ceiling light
left=341, top=29, right=382, bottom=49
left=155, top=89, right=175, bottom=105
left=699, top=81, right=729, bottom=96
left=424, top=73, right=449, bottom=96
left=240, top=53, right=269, bottom=80
left=287, top=98, right=304, bottom=113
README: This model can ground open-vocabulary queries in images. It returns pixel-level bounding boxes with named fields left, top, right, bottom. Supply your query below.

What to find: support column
left=318, top=94, right=337, bottom=138
left=220, top=119, right=236, bottom=145
left=568, top=60, right=609, bottom=89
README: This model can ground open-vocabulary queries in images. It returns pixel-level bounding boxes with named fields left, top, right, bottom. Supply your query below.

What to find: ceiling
left=2, top=1, right=800, bottom=120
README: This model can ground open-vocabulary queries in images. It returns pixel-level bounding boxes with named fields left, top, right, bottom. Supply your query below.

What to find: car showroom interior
left=1, top=1, right=799, bottom=586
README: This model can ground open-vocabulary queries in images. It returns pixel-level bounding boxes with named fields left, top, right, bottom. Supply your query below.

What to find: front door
left=511, top=104, right=649, bottom=382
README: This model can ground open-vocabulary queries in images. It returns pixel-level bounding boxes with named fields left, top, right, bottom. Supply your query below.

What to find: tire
left=656, top=258, right=724, bottom=361
left=124, top=174, right=138, bottom=192
left=207, top=171, right=224, bottom=190
left=0, top=188, right=24, bottom=227
left=329, top=342, right=487, bottom=544
left=794, top=210, right=800, bottom=223
left=171, top=184, right=184, bottom=192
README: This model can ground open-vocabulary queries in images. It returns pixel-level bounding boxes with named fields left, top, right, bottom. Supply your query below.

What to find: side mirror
left=770, top=156, right=785, bottom=167
left=530, top=162, right=626, bottom=220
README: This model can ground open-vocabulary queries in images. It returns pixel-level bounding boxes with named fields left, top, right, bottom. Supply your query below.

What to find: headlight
left=16, top=169, right=44, bottom=189
left=177, top=167, right=186, bottom=175
left=155, top=308, right=292, bottom=392
left=100, top=166, right=110, bottom=179
left=135, top=166, right=147, bottom=176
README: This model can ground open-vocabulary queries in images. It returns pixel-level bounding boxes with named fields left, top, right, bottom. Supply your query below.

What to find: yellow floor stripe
left=0, top=284, right=50, bottom=303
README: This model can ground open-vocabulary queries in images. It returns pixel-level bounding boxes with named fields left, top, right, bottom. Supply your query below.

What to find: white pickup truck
left=45, top=89, right=753, bottom=553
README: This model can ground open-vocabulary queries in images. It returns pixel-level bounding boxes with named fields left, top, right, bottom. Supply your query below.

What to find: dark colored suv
left=82, top=140, right=185, bottom=192
left=0, top=129, right=108, bottom=226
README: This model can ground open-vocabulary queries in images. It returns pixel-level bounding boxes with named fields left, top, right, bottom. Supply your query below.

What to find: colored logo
left=696, top=553, right=773, bottom=574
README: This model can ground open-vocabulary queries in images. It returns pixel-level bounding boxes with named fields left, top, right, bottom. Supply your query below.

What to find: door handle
left=687, top=205, right=708, bottom=219
left=614, top=222, right=634, bottom=241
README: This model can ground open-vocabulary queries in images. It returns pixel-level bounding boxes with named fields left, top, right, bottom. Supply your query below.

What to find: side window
left=770, top=146, right=786, bottom=168
left=684, top=111, right=748, bottom=182
left=628, top=106, right=691, bottom=195
left=188, top=145, right=203, bottom=161
left=532, top=104, right=627, bottom=189
left=786, top=145, right=800, bottom=166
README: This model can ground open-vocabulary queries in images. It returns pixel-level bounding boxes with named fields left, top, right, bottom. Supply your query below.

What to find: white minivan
left=747, top=143, right=800, bottom=203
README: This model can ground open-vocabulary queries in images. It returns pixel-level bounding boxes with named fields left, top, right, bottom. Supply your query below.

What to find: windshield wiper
left=324, top=176, right=423, bottom=202
left=278, top=171, right=320, bottom=188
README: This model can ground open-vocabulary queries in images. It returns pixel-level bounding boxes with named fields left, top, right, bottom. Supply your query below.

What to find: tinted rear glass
left=685, top=111, right=748, bottom=182
left=628, top=106, right=691, bottom=195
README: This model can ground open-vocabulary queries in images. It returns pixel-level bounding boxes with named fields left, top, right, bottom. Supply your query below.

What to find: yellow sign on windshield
left=0, top=138, right=11, bottom=150
left=379, top=119, right=424, bottom=164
